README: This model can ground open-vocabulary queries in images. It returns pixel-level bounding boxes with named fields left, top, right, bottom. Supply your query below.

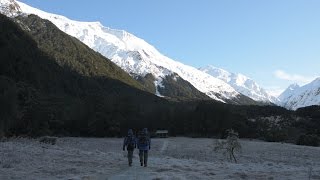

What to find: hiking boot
left=129, top=163, right=132, bottom=167
left=144, top=164, right=147, bottom=167
left=140, top=162, right=143, bottom=166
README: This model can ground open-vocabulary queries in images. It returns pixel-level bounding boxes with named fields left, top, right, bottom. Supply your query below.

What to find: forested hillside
left=0, top=14, right=168, bottom=137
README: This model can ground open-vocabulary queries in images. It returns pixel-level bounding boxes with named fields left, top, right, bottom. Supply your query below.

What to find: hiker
left=123, top=129, right=137, bottom=166
left=137, top=128, right=151, bottom=167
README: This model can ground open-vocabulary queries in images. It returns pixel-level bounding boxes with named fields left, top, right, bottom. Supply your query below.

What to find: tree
left=0, top=76, right=17, bottom=137
left=214, top=129, right=242, bottom=163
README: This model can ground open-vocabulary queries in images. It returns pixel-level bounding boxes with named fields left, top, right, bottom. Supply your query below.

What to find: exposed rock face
left=0, top=0, right=21, bottom=17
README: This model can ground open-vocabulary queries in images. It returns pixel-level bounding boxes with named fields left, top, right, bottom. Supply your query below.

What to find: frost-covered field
left=0, top=137, right=320, bottom=180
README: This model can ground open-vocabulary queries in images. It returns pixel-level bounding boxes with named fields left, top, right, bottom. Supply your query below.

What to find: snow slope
left=279, top=78, right=320, bottom=110
left=0, top=0, right=20, bottom=17
left=200, top=65, right=279, bottom=103
left=278, top=83, right=300, bottom=102
left=0, top=0, right=245, bottom=102
left=1, top=137, right=319, bottom=179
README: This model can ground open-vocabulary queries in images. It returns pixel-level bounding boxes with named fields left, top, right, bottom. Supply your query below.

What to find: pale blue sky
left=20, top=0, right=320, bottom=96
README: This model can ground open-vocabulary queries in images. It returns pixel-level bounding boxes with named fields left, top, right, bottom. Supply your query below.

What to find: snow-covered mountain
left=278, top=78, right=320, bottom=110
left=199, top=65, right=278, bottom=103
left=278, top=83, right=300, bottom=102
left=0, top=0, right=257, bottom=103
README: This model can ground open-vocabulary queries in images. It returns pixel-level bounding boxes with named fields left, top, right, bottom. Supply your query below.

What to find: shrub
left=214, top=129, right=242, bottom=163
left=297, top=134, right=320, bottom=147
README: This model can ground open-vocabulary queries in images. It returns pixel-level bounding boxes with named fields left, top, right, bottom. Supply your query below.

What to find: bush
left=296, top=134, right=320, bottom=147
left=214, top=129, right=242, bottom=163
left=264, top=128, right=288, bottom=142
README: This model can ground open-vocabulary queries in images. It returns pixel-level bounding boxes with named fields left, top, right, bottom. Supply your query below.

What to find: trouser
left=139, top=150, right=148, bottom=165
left=127, top=150, right=133, bottom=165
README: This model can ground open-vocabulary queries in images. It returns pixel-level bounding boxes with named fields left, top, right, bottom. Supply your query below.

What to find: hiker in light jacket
left=123, top=129, right=137, bottom=166
left=137, top=128, right=151, bottom=167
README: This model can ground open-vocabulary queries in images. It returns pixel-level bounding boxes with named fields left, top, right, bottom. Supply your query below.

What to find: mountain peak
left=278, top=83, right=300, bottom=102
left=0, top=0, right=21, bottom=17
left=310, top=77, right=320, bottom=85
left=200, top=65, right=278, bottom=103
left=279, top=78, right=320, bottom=110
left=287, top=83, right=300, bottom=90
left=199, top=65, right=232, bottom=82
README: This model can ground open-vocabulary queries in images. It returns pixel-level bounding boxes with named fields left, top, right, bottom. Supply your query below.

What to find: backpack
left=138, top=132, right=148, bottom=145
left=126, top=135, right=135, bottom=150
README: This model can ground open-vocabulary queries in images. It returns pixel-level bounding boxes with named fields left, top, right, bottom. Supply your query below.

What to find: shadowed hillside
left=0, top=14, right=168, bottom=137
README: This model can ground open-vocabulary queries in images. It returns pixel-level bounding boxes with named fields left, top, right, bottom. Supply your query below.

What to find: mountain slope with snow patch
left=0, top=0, right=20, bottom=16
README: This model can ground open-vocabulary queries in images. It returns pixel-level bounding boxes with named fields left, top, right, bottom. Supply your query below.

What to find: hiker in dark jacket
left=123, top=129, right=137, bottom=166
left=137, top=128, right=151, bottom=167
